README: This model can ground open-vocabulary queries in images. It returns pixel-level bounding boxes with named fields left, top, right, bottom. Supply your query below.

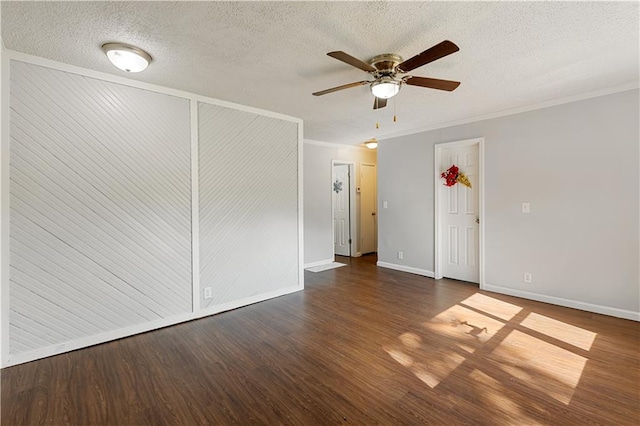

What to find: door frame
left=434, top=138, right=485, bottom=288
left=331, top=160, right=356, bottom=257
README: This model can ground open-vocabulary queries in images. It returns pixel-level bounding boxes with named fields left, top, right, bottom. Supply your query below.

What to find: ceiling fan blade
left=327, top=51, right=376, bottom=73
left=404, top=76, right=461, bottom=91
left=396, top=40, right=459, bottom=73
left=312, top=80, right=370, bottom=96
left=373, top=97, right=387, bottom=110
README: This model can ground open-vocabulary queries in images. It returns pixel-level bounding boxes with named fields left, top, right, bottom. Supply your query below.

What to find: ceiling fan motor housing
left=368, top=53, right=403, bottom=79
left=368, top=54, right=403, bottom=98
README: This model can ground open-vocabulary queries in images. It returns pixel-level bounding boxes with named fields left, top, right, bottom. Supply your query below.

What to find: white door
left=333, top=164, right=350, bottom=256
left=440, top=144, right=479, bottom=283
left=360, top=164, right=377, bottom=254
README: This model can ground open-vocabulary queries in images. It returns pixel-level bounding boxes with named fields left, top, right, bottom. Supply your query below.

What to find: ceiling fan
left=312, top=40, right=460, bottom=109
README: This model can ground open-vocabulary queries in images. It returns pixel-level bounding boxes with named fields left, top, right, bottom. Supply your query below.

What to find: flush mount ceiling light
left=365, top=139, right=378, bottom=149
left=102, top=43, right=152, bottom=73
left=370, top=77, right=401, bottom=99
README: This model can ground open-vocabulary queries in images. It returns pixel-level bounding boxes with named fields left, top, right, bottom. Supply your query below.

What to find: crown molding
left=378, top=82, right=640, bottom=142
left=304, top=139, right=370, bottom=151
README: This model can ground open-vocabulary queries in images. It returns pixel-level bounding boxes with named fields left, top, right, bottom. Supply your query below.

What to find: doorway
left=332, top=161, right=355, bottom=257
left=360, top=163, right=377, bottom=254
left=434, top=138, right=484, bottom=286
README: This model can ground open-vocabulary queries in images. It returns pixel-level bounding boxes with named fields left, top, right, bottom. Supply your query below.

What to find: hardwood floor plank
left=2, top=254, right=639, bottom=425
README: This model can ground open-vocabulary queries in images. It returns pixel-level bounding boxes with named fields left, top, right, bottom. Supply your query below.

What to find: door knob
left=476, top=217, right=479, bottom=224
left=372, top=212, right=376, bottom=216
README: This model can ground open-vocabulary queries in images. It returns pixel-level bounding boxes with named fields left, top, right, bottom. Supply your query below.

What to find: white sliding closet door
left=8, top=61, right=192, bottom=357
left=198, top=102, right=299, bottom=308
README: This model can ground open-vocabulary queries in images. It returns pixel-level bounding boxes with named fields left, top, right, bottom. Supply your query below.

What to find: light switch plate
left=522, top=202, right=530, bottom=213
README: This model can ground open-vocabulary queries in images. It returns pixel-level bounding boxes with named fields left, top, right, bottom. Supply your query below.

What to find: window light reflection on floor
left=383, top=292, right=596, bottom=405
left=490, top=330, right=588, bottom=404
left=520, top=312, right=597, bottom=351
left=459, top=292, right=523, bottom=321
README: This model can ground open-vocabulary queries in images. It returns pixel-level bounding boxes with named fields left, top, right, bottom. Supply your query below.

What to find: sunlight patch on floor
left=520, top=312, right=597, bottom=351
left=411, top=351, right=466, bottom=388
left=491, top=330, right=588, bottom=404
left=384, top=293, right=594, bottom=402
left=469, top=369, right=544, bottom=425
left=459, top=293, right=523, bottom=321
left=423, top=304, right=505, bottom=349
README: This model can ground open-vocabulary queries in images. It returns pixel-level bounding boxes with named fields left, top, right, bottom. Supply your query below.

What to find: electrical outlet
left=204, top=287, right=212, bottom=299
left=397, top=251, right=404, bottom=260
left=523, top=272, right=532, bottom=283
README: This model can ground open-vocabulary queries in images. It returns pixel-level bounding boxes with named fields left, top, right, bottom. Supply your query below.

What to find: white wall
left=198, top=103, right=299, bottom=308
left=304, top=140, right=376, bottom=266
left=378, top=89, right=639, bottom=319
left=0, top=38, right=6, bottom=367
left=2, top=54, right=302, bottom=367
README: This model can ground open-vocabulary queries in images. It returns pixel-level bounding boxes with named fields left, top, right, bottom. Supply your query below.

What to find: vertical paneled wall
left=4, top=58, right=301, bottom=365
left=8, top=61, right=192, bottom=356
left=198, top=102, right=299, bottom=308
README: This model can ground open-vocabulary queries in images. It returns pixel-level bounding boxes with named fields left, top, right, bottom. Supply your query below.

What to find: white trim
left=190, top=99, right=200, bottom=313
left=298, top=123, right=305, bottom=289
left=379, top=82, right=639, bottom=142
left=332, top=160, right=357, bottom=258
left=5, top=285, right=302, bottom=367
left=353, top=252, right=362, bottom=258
left=305, top=139, right=369, bottom=151
left=483, top=283, right=640, bottom=322
left=7, top=50, right=302, bottom=126
left=0, top=40, right=10, bottom=367
left=434, top=138, right=485, bottom=288
left=196, top=285, right=301, bottom=318
left=376, top=261, right=435, bottom=278
left=478, top=140, right=485, bottom=288
left=304, top=258, right=334, bottom=269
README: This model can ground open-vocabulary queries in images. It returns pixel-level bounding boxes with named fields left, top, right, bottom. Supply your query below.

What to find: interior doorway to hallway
left=360, top=163, right=377, bottom=255
left=331, top=160, right=378, bottom=259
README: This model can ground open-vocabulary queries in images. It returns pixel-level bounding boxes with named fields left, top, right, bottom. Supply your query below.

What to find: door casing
left=331, top=160, right=356, bottom=257
left=434, top=138, right=485, bottom=288
left=360, top=162, right=377, bottom=254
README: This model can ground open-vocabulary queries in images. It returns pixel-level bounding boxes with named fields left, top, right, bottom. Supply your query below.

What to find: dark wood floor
left=2, top=254, right=639, bottom=425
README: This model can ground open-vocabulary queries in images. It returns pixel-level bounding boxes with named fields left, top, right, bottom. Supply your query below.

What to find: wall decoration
left=333, top=179, right=343, bottom=193
left=441, top=164, right=472, bottom=188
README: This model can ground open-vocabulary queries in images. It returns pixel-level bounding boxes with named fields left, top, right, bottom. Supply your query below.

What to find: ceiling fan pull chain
left=393, top=96, right=397, bottom=122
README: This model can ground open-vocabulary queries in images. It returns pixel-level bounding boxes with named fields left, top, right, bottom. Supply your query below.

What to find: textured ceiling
left=2, top=1, right=638, bottom=145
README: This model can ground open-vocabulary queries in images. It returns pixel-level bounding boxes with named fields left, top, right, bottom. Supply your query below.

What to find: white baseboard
left=376, top=261, right=435, bottom=278
left=304, top=258, right=334, bottom=269
left=199, top=285, right=302, bottom=316
left=483, top=283, right=640, bottom=322
left=4, top=285, right=302, bottom=368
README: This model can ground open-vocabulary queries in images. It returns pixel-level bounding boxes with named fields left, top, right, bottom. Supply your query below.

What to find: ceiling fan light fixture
left=371, top=77, right=400, bottom=99
left=102, top=43, right=152, bottom=73
left=365, top=139, right=378, bottom=149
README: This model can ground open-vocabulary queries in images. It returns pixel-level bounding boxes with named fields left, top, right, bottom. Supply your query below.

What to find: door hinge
left=349, top=239, right=352, bottom=244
